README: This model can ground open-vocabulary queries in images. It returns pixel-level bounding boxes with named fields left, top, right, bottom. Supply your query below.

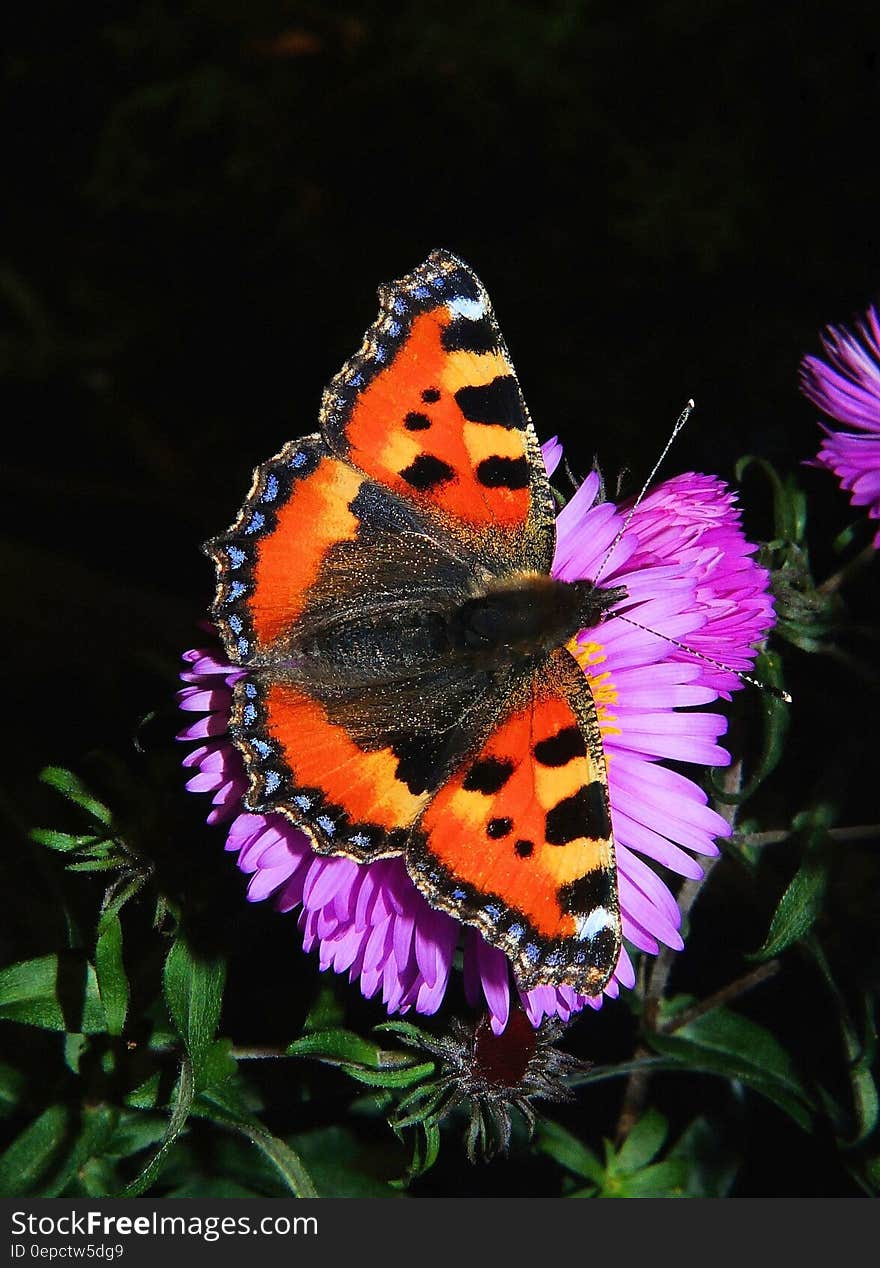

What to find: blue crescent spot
left=392, top=296, right=407, bottom=315
left=316, top=815, right=336, bottom=835
left=290, top=451, right=307, bottom=469
left=350, top=372, right=364, bottom=387
left=244, top=681, right=257, bottom=697
left=447, top=295, right=486, bottom=320
left=264, top=770, right=281, bottom=794
left=429, top=274, right=446, bottom=291
left=508, top=923, right=525, bottom=941
left=243, top=704, right=256, bottom=725
left=387, top=320, right=401, bottom=337
left=294, top=794, right=312, bottom=811
left=524, top=943, right=541, bottom=963
left=373, top=345, right=387, bottom=364
left=252, top=739, right=271, bottom=758
left=228, top=581, right=246, bottom=601
left=228, top=615, right=242, bottom=634
left=262, top=474, right=279, bottom=502
left=227, top=545, right=245, bottom=568
left=484, top=902, right=502, bottom=920
left=237, top=637, right=249, bottom=657
left=452, top=887, right=467, bottom=901
left=349, top=833, right=370, bottom=848
left=412, top=285, right=431, bottom=300
left=245, top=511, right=265, bottom=534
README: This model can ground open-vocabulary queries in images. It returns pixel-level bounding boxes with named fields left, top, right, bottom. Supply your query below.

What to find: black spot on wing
left=557, top=869, right=615, bottom=917
left=421, top=387, right=441, bottom=403
left=400, top=453, right=456, bottom=491
left=455, top=376, right=522, bottom=428
left=534, top=726, right=587, bottom=767
left=404, top=411, right=432, bottom=431
left=463, top=756, right=515, bottom=794
left=476, top=456, right=530, bottom=490
left=441, top=315, right=498, bottom=354
left=545, top=781, right=611, bottom=846
left=514, top=839, right=534, bottom=858
left=486, top=817, right=513, bottom=839
left=390, top=731, right=453, bottom=797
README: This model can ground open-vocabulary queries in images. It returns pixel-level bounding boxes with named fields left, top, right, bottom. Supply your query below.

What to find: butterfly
left=206, top=249, right=629, bottom=996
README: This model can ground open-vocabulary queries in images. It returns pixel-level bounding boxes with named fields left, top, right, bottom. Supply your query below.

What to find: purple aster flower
left=800, top=303, right=880, bottom=546
left=178, top=444, right=775, bottom=1034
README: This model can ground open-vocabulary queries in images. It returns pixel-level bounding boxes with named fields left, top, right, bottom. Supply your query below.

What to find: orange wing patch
left=206, top=435, right=364, bottom=663
left=231, top=675, right=430, bottom=860
left=320, top=250, right=556, bottom=568
left=408, top=651, right=621, bottom=995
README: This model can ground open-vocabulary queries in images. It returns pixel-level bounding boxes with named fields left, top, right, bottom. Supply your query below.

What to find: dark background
left=2, top=1, right=878, bottom=1196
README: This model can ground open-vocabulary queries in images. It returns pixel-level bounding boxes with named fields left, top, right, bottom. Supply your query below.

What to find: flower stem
left=818, top=541, right=876, bottom=595
left=614, top=761, right=741, bottom=1145
left=661, top=960, right=781, bottom=1034
left=732, top=824, right=880, bottom=848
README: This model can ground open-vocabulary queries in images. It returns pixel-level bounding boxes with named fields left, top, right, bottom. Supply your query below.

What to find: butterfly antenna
left=612, top=612, right=792, bottom=703
left=593, top=398, right=695, bottom=585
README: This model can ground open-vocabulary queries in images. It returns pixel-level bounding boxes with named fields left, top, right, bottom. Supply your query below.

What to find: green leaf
left=41, top=1104, right=119, bottom=1198
left=0, top=1060, right=25, bottom=1115
left=609, top=1158, right=689, bottom=1197
left=291, top=1126, right=403, bottom=1196
left=750, top=826, right=830, bottom=960
left=0, top=1105, right=69, bottom=1196
left=118, top=1058, right=194, bottom=1197
left=0, top=953, right=106, bottom=1033
left=29, top=828, right=104, bottom=853
left=650, top=1007, right=814, bottom=1130
left=95, top=912, right=129, bottom=1036
left=614, top=1108, right=668, bottom=1173
left=39, top=766, right=113, bottom=825
left=287, top=1027, right=434, bottom=1088
left=668, top=1116, right=740, bottom=1197
left=194, top=1084, right=318, bottom=1198
left=105, top=1112, right=171, bottom=1161
left=535, top=1119, right=604, bottom=1183
left=162, top=937, right=226, bottom=1090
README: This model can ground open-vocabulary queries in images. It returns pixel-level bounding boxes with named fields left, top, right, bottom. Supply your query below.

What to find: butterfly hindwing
left=408, top=647, right=621, bottom=995
left=319, top=248, right=556, bottom=572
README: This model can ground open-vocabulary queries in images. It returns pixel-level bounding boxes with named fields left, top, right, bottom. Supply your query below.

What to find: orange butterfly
left=206, top=250, right=626, bottom=995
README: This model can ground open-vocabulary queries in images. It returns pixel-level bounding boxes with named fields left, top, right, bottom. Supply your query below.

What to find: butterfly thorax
left=449, top=574, right=627, bottom=665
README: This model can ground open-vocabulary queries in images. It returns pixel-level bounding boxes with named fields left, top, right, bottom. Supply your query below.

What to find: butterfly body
left=207, top=250, right=625, bottom=996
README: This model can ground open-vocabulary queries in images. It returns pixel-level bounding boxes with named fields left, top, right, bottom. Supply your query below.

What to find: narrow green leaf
left=668, top=1116, right=740, bottom=1198
left=105, top=1112, right=172, bottom=1160
left=0, top=1061, right=25, bottom=1115
left=41, top=1104, right=119, bottom=1198
left=610, top=1158, right=689, bottom=1197
left=0, top=953, right=106, bottom=1033
left=614, top=1108, right=668, bottom=1173
left=750, top=828, right=829, bottom=960
left=29, top=828, right=103, bottom=853
left=118, top=1058, right=194, bottom=1197
left=194, top=1086, right=318, bottom=1198
left=650, top=1007, right=813, bottom=1130
left=39, top=766, right=113, bottom=825
left=287, top=1027, right=433, bottom=1087
left=162, top=938, right=226, bottom=1090
left=535, top=1119, right=604, bottom=1183
left=95, top=912, right=129, bottom=1036
left=0, top=1105, right=69, bottom=1196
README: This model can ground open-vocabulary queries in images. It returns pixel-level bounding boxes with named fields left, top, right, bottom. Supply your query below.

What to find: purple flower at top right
left=800, top=303, right=880, bottom=547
